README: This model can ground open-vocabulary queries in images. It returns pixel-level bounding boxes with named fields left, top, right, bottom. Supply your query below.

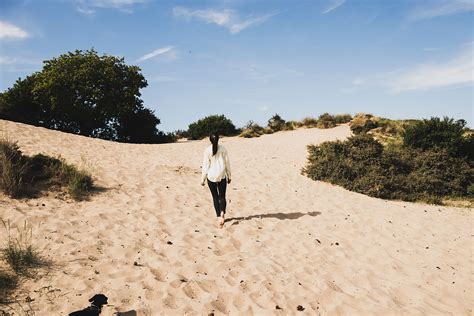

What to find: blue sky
left=1, top=0, right=473, bottom=132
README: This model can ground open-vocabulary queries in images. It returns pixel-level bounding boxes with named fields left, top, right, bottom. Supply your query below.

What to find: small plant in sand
left=1, top=220, right=47, bottom=276
left=0, top=220, right=51, bottom=306
left=0, top=270, right=18, bottom=304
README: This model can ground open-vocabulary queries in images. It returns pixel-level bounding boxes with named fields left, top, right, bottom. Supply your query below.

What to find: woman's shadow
left=226, top=211, right=321, bottom=225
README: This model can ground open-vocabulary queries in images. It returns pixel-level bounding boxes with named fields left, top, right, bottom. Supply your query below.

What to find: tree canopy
left=0, top=49, right=172, bottom=143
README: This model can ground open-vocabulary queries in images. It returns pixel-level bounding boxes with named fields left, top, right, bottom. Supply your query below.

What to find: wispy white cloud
left=423, top=46, right=444, bottom=51
left=322, top=0, right=346, bottom=14
left=136, top=46, right=176, bottom=63
left=173, top=6, right=276, bottom=34
left=75, top=0, right=149, bottom=14
left=387, top=43, right=473, bottom=92
left=232, top=98, right=271, bottom=112
left=0, top=56, right=39, bottom=65
left=0, top=55, right=42, bottom=72
left=409, top=0, right=474, bottom=20
left=352, top=77, right=366, bottom=86
left=0, top=21, right=29, bottom=40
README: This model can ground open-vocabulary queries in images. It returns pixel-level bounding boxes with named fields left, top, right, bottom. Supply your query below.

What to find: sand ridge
left=1, top=119, right=472, bottom=315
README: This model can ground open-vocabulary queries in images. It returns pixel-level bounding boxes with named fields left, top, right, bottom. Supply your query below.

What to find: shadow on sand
left=227, top=211, right=321, bottom=225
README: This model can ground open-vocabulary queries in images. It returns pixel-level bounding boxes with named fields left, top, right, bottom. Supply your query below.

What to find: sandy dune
left=1, top=119, right=472, bottom=315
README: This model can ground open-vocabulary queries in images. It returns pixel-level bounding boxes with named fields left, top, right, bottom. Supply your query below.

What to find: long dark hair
left=209, top=133, right=219, bottom=156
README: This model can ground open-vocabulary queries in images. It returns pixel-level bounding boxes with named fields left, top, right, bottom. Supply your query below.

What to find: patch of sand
left=1, top=119, right=472, bottom=315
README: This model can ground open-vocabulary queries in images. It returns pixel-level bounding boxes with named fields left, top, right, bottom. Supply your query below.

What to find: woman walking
left=201, top=133, right=231, bottom=228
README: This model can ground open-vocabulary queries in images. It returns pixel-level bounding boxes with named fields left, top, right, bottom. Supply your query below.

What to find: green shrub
left=407, top=149, right=473, bottom=198
left=0, top=139, right=29, bottom=197
left=350, top=113, right=378, bottom=134
left=267, top=114, right=286, bottom=132
left=301, top=117, right=318, bottom=128
left=334, top=114, right=352, bottom=124
left=239, top=121, right=266, bottom=138
left=403, top=117, right=472, bottom=160
left=283, top=121, right=297, bottom=131
left=303, top=134, right=474, bottom=203
left=29, top=154, right=93, bottom=201
left=174, top=129, right=189, bottom=139
left=187, top=114, right=238, bottom=140
left=316, top=113, right=337, bottom=129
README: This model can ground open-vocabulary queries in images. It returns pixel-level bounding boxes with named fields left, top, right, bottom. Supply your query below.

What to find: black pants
left=207, top=178, right=227, bottom=217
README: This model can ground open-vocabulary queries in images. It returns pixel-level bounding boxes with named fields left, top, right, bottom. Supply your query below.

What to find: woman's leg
left=217, top=178, right=227, bottom=215
left=207, top=179, right=221, bottom=217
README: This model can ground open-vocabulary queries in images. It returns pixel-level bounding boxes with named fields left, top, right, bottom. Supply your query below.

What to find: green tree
left=187, top=115, right=238, bottom=140
left=0, top=49, right=169, bottom=143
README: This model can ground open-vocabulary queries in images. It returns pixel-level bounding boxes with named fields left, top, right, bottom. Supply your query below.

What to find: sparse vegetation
left=303, top=117, right=474, bottom=205
left=0, top=138, right=93, bottom=200
left=238, top=113, right=354, bottom=138
left=239, top=121, right=267, bottom=138
left=301, top=117, right=319, bottom=128
left=0, top=220, right=50, bottom=304
left=0, top=270, right=18, bottom=304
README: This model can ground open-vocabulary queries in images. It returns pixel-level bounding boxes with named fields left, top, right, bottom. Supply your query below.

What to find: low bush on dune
left=301, top=117, right=319, bottom=128
left=349, top=113, right=418, bottom=146
left=303, top=117, right=474, bottom=204
left=0, top=138, right=93, bottom=200
left=334, top=114, right=352, bottom=124
left=239, top=113, right=354, bottom=138
left=187, top=115, right=239, bottom=140
left=0, top=140, right=29, bottom=197
left=267, top=114, right=286, bottom=132
left=239, top=121, right=267, bottom=138
left=316, top=113, right=337, bottom=129
left=350, top=113, right=378, bottom=135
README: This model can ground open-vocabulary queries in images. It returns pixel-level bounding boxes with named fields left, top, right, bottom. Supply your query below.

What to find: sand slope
left=1, top=119, right=472, bottom=315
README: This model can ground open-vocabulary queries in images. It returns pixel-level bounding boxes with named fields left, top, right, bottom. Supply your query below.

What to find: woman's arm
left=201, top=148, right=209, bottom=185
left=224, top=148, right=231, bottom=183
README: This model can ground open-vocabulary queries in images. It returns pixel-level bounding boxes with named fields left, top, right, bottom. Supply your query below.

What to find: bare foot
left=219, top=215, right=225, bottom=228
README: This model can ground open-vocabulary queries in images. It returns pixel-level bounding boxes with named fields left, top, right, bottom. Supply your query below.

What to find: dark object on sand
left=297, top=305, right=305, bottom=311
left=69, top=294, right=108, bottom=316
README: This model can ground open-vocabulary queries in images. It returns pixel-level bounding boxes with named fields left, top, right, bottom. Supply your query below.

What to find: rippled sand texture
left=1, top=119, right=472, bottom=315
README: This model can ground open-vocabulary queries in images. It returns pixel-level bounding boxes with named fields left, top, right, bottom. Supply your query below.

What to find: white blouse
left=201, top=144, right=231, bottom=183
